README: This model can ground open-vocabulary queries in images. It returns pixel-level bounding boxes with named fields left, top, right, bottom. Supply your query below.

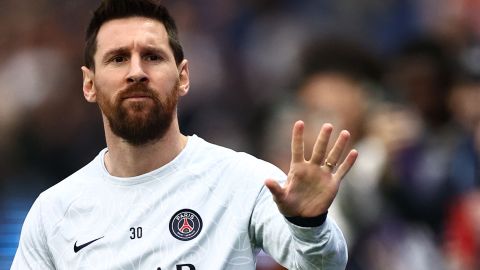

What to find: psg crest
left=169, top=209, right=203, bottom=241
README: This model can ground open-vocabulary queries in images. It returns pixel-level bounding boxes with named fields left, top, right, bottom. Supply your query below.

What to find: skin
left=81, top=17, right=190, bottom=177
left=265, top=121, right=358, bottom=217
left=80, top=16, right=358, bottom=218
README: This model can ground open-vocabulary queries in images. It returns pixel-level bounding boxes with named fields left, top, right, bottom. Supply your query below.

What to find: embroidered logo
left=169, top=209, right=203, bottom=241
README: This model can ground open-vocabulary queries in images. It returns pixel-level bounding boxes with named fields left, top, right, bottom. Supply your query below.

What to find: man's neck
left=103, top=121, right=188, bottom=178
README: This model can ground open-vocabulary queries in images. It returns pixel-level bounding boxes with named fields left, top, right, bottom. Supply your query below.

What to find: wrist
left=285, top=211, right=328, bottom=227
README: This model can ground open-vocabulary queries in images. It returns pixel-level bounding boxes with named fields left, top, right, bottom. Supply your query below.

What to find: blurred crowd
left=1, top=0, right=480, bottom=269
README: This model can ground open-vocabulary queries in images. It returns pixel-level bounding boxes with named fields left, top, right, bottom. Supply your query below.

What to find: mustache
left=118, top=83, right=156, bottom=100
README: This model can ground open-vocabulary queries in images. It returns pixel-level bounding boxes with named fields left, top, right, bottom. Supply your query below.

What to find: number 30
left=130, top=227, right=143, bottom=239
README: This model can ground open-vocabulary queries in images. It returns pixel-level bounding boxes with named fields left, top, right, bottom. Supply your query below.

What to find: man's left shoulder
left=190, top=136, right=286, bottom=181
left=214, top=147, right=287, bottom=185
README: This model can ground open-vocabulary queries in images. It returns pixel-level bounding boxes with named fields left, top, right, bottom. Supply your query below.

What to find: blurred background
left=1, top=0, right=480, bottom=269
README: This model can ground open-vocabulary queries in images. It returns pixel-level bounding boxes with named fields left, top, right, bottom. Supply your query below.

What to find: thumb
left=264, top=179, right=285, bottom=201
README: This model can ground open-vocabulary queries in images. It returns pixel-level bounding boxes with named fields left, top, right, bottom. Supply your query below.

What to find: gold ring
left=325, top=161, right=336, bottom=169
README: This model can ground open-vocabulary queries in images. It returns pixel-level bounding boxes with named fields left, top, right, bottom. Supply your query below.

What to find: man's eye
left=145, top=55, right=161, bottom=61
left=111, top=56, right=127, bottom=63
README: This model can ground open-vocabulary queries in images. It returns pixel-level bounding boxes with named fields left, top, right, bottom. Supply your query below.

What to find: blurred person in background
left=381, top=37, right=461, bottom=235
left=445, top=45, right=480, bottom=196
left=262, top=36, right=455, bottom=270
left=343, top=36, right=461, bottom=270
left=261, top=37, right=389, bottom=268
left=11, top=0, right=358, bottom=269
left=344, top=35, right=469, bottom=270
left=263, top=37, right=386, bottom=245
left=442, top=46, right=480, bottom=270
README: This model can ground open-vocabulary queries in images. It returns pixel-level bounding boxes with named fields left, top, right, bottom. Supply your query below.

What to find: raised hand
left=265, top=121, right=358, bottom=218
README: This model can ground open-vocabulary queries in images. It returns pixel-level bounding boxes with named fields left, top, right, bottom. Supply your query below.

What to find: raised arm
left=253, top=121, right=357, bottom=269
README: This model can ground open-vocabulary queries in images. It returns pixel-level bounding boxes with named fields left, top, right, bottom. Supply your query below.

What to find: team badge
left=169, top=209, right=203, bottom=241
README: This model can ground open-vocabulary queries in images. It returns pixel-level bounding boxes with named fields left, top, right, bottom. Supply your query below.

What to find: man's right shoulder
left=39, top=152, right=103, bottom=211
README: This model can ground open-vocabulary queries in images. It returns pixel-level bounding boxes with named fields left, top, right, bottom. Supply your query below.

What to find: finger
left=323, top=130, right=350, bottom=169
left=334, top=149, right=358, bottom=180
left=291, top=121, right=305, bottom=163
left=264, top=179, right=285, bottom=201
left=310, top=123, right=333, bottom=165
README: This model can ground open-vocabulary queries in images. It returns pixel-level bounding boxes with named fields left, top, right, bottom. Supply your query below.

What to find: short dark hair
left=299, top=37, right=382, bottom=84
left=84, top=0, right=184, bottom=69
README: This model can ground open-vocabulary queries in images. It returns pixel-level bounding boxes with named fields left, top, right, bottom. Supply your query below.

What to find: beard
left=97, top=81, right=179, bottom=146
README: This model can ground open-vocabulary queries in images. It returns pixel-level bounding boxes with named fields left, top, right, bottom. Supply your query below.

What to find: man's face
left=82, top=17, right=188, bottom=145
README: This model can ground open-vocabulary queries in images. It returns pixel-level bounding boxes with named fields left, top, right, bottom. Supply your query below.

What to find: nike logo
left=73, top=236, right=104, bottom=253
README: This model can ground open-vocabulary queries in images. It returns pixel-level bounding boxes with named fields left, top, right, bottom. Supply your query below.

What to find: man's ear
left=177, top=59, right=190, bottom=96
left=81, top=66, right=96, bottom=102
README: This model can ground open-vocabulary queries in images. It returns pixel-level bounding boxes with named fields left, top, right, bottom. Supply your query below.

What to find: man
left=11, top=0, right=357, bottom=269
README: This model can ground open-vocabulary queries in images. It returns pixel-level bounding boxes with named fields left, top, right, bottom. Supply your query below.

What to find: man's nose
left=126, top=56, right=148, bottom=83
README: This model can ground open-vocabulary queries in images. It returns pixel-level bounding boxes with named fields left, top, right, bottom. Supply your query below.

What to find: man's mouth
left=121, top=92, right=153, bottom=100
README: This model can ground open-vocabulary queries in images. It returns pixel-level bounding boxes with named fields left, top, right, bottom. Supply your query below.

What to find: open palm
left=265, top=121, right=358, bottom=218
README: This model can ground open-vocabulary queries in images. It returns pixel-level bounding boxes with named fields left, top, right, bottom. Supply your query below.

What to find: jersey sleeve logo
left=169, top=209, right=203, bottom=241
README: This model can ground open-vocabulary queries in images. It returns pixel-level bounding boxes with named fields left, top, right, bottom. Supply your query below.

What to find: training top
left=11, top=135, right=347, bottom=270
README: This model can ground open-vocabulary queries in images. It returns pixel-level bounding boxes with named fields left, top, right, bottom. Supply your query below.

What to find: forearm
left=251, top=187, right=348, bottom=270
left=284, top=217, right=348, bottom=269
